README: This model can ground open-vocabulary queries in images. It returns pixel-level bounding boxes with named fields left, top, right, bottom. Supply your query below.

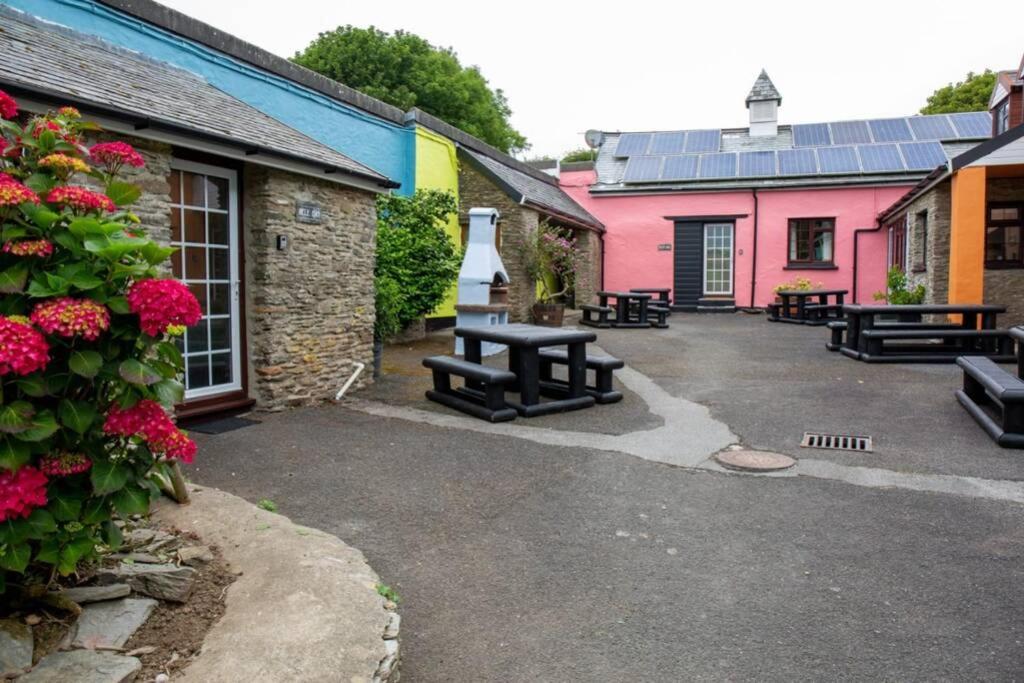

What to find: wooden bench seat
left=955, top=355, right=1024, bottom=448
left=423, top=355, right=517, bottom=422
left=580, top=303, right=613, bottom=329
left=855, top=328, right=1016, bottom=363
left=538, top=349, right=625, bottom=404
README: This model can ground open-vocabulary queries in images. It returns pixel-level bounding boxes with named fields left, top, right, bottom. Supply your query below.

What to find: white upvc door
left=703, top=223, right=734, bottom=296
left=168, top=159, right=242, bottom=401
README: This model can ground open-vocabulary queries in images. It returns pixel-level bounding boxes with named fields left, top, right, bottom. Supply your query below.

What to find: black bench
left=955, top=354, right=1024, bottom=448
left=826, top=321, right=846, bottom=351
left=423, top=355, right=517, bottom=422
left=802, top=303, right=844, bottom=326
left=648, top=305, right=670, bottom=329
left=857, top=328, right=1015, bottom=363
left=766, top=303, right=782, bottom=321
left=827, top=321, right=965, bottom=353
left=580, top=304, right=613, bottom=329
left=538, top=349, right=624, bottom=404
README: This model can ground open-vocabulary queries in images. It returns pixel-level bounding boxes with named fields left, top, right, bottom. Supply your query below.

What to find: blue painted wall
left=5, top=0, right=415, bottom=193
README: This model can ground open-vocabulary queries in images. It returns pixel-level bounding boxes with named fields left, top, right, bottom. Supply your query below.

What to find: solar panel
left=737, top=151, right=776, bottom=177
left=661, top=155, right=700, bottom=181
left=816, top=146, right=861, bottom=174
left=858, top=144, right=905, bottom=172
left=907, top=115, right=955, bottom=141
left=649, top=131, right=687, bottom=155
left=830, top=120, right=872, bottom=145
left=792, top=123, right=831, bottom=147
left=698, top=153, right=736, bottom=178
left=868, top=118, right=914, bottom=143
left=778, top=148, right=817, bottom=175
left=622, top=156, right=663, bottom=182
left=685, top=130, right=721, bottom=154
left=899, top=141, right=947, bottom=170
left=615, top=133, right=652, bottom=157
left=949, top=112, right=991, bottom=139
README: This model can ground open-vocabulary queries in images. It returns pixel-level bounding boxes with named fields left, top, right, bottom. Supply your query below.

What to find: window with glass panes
left=788, top=218, right=835, bottom=265
left=703, top=223, right=733, bottom=295
left=986, top=203, right=1023, bottom=268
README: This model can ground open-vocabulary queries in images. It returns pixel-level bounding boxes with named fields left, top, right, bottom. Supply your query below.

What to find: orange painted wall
left=948, top=166, right=987, bottom=306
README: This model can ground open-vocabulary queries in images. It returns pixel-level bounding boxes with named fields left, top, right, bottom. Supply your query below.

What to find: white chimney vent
left=746, top=69, right=782, bottom=137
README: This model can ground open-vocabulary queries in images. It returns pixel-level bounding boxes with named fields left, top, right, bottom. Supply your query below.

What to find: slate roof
left=746, top=70, right=782, bottom=106
left=0, top=7, right=396, bottom=188
left=460, top=149, right=603, bottom=231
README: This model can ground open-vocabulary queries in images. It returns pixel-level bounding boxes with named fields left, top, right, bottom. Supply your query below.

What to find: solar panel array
left=790, top=112, right=989, bottom=148
left=614, top=130, right=721, bottom=157
left=621, top=141, right=951, bottom=183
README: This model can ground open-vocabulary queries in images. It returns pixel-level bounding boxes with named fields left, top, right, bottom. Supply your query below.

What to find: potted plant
left=873, top=267, right=926, bottom=322
left=769, top=277, right=822, bottom=311
left=519, top=221, right=581, bottom=327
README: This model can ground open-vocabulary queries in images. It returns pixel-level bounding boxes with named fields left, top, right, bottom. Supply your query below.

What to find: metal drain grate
left=800, top=432, right=873, bottom=452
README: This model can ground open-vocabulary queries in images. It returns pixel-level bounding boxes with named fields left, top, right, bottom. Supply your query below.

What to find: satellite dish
left=584, top=129, right=604, bottom=149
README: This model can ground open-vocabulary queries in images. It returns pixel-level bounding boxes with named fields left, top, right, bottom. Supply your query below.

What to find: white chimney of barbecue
left=746, top=69, right=782, bottom=137
left=455, top=208, right=510, bottom=356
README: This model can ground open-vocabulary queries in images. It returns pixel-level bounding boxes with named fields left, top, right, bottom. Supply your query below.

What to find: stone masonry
left=244, top=166, right=376, bottom=409
left=574, top=228, right=603, bottom=307
left=983, top=177, right=1024, bottom=326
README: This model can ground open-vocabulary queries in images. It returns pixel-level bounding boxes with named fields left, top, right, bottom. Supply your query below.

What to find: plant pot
left=372, top=338, right=384, bottom=378
left=532, top=302, right=565, bottom=327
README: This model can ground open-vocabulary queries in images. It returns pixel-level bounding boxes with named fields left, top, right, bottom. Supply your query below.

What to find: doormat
left=187, top=416, right=260, bottom=435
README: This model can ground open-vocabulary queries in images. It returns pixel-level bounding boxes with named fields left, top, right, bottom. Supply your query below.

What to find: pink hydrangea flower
left=31, top=297, right=111, bottom=341
left=39, top=451, right=92, bottom=477
left=0, top=316, right=50, bottom=376
left=0, top=466, right=48, bottom=522
left=0, top=176, right=39, bottom=208
left=0, top=89, right=17, bottom=120
left=127, top=279, right=202, bottom=337
left=103, top=399, right=197, bottom=464
left=90, top=142, right=145, bottom=174
left=46, top=186, right=115, bottom=213
left=3, top=239, right=54, bottom=258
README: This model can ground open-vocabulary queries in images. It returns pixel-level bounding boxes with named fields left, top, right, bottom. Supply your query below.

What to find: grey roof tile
left=746, top=70, right=782, bottom=105
left=0, top=7, right=393, bottom=186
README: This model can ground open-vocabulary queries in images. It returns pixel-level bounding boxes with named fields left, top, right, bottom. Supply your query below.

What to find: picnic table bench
left=595, top=291, right=654, bottom=328
left=768, top=288, right=847, bottom=325
left=955, top=327, right=1024, bottom=448
left=840, top=304, right=1014, bottom=363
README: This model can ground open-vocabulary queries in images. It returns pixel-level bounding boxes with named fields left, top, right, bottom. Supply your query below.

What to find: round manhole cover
left=714, top=449, right=796, bottom=472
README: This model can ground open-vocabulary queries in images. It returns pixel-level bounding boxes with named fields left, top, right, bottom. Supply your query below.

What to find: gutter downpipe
left=749, top=188, right=759, bottom=309
left=853, top=190, right=886, bottom=304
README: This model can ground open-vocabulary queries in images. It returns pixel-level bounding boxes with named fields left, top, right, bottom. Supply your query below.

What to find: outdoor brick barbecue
left=455, top=208, right=510, bottom=356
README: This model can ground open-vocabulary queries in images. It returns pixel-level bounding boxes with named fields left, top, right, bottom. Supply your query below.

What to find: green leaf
left=106, top=296, right=130, bottom=315
left=24, top=509, right=56, bottom=539
left=50, top=493, right=82, bottom=522
left=0, top=401, right=35, bottom=434
left=1, top=225, right=28, bottom=242
left=81, top=496, right=110, bottom=525
left=118, top=359, right=162, bottom=386
left=0, top=263, right=29, bottom=294
left=58, top=536, right=96, bottom=575
left=58, top=399, right=97, bottom=435
left=69, top=350, right=103, bottom=379
left=15, top=374, right=49, bottom=398
left=90, top=460, right=130, bottom=495
left=153, top=379, right=184, bottom=407
left=14, top=410, right=59, bottom=442
left=34, top=537, right=60, bottom=565
left=102, top=520, right=123, bottom=550
left=68, top=272, right=104, bottom=291
left=83, top=234, right=149, bottom=261
left=0, top=439, right=31, bottom=471
left=140, top=242, right=176, bottom=266
left=0, top=519, right=29, bottom=545
left=105, top=181, right=141, bottom=207
left=24, top=173, right=55, bottom=195
left=21, top=205, right=61, bottom=230
left=67, top=218, right=106, bottom=238
left=0, top=543, right=31, bottom=573
left=113, top=485, right=150, bottom=517
left=156, top=341, right=184, bottom=367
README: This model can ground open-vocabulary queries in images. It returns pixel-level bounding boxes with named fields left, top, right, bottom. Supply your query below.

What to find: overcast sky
left=160, top=0, right=1022, bottom=159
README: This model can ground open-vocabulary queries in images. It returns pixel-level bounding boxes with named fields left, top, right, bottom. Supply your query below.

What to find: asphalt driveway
left=186, top=314, right=1024, bottom=681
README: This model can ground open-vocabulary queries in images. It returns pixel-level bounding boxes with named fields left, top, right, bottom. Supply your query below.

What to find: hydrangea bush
left=0, top=91, right=200, bottom=592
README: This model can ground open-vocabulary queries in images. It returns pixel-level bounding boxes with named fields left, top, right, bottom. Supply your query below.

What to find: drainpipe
left=599, top=231, right=606, bottom=293
left=852, top=222, right=884, bottom=304
left=749, top=189, right=759, bottom=308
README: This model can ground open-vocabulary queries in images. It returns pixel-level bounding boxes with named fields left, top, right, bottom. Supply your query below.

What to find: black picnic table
left=455, top=323, right=597, bottom=417
left=598, top=290, right=653, bottom=328
left=630, top=288, right=672, bottom=309
left=841, top=303, right=1010, bottom=362
left=770, top=288, right=847, bottom=325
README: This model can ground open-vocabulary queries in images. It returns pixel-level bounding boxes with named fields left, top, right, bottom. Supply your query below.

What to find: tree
left=293, top=27, right=528, bottom=154
left=374, top=190, right=461, bottom=340
left=561, top=148, right=596, bottom=163
left=920, top=70, right=997, bottom=115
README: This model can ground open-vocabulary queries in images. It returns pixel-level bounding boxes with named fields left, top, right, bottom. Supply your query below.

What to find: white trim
left=702, top=223, right=734, bottom=296
left=170, top=159, right=244, bottom=401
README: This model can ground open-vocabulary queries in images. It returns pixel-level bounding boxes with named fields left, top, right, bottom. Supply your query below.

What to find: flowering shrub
left=873, top=266, right=926, bottom=305
left=0, top=91, right=199, bottom=589
left=517, top=220, right=583, bottom=304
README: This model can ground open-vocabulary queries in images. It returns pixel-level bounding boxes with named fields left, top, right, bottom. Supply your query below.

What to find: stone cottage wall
left=575, top=228, right=602, bottom=306
left=983, top=178, right=1024, bottom=326
left=458, top=163, right=538, bottom=322
left=243, top=166, right=376, bottom=409
left=905, top=180, right=952, bottom=307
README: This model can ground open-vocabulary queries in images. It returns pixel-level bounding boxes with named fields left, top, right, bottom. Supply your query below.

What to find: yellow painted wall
left=414, top=127, right=461, bottom=319
left=948, top=166, right=987, bottom=309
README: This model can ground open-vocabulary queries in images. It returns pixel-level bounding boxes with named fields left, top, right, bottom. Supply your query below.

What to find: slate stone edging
left=151, top=486, right=400, bottom=682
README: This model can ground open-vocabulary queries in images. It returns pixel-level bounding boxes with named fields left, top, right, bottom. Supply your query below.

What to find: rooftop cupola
left=746, top=69, right=782, bottom=137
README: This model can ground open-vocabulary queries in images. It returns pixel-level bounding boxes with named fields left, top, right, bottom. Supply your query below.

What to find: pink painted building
left=560, top=71, right=993, bottom=310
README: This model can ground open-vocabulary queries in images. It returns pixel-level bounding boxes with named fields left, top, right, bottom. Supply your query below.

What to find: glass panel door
left=703, top=223, right=734, bottom=295
left=168, top=160, right=241, bottom=401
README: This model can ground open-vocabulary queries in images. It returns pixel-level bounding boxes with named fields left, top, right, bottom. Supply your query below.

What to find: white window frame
left=169, top=159, right=242, bottom=401
left=702, top=222, right=734, bottom=296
